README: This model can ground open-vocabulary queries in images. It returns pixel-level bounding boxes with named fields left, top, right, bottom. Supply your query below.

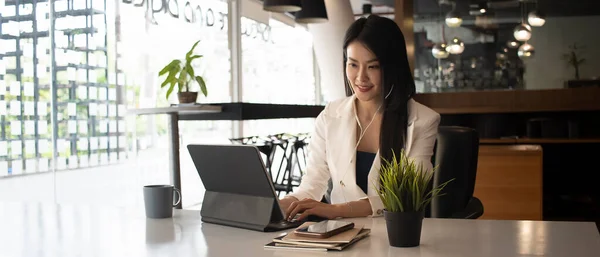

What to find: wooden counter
left=413, top=87, right=600, bottom=114
left=474, top=145, right=544, bottom=220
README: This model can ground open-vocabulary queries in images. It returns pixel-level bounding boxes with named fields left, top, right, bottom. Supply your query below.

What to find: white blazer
left=287, top=95, right=441, bottom=217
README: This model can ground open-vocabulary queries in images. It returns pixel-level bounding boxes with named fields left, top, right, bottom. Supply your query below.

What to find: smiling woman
left=279, top=15, right=441, bottom=222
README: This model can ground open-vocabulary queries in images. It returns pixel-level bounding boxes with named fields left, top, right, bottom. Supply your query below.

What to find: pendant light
left=295, top=0, right=328, bottom=24
left=518, top=43, right=535, bottom=59
left=263, top=0, right=302, bottom=13
left=513, top=23, right=532, bottom=41
left=528, top=10, right=546, bottom=27
left=496, top=52, right=508, bottom=60
left=507, top=40, right=519, bottom=49
left=514, top=0, right=532, bottom=42
left=444, top=1, right=462, bottom=27
left=432, top=2, right=449, bottom=59
left=445, top=10, right=462, bottom=27
left=432, top=43, right=450, bottom=59
left=446, top=37, right=465, bottom=54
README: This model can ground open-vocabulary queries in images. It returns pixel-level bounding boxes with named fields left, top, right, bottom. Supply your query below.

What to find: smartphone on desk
left=293, top=220, right=354, bottom=238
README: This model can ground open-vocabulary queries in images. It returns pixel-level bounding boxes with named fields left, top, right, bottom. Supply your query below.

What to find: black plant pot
left=384, top=210, right=424, bottom=247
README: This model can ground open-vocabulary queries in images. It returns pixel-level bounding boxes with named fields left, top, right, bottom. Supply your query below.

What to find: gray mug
left=143, top=185, right=181, bottom=219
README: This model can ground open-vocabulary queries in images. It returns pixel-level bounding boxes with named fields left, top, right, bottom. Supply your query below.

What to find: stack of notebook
left=264, top=222, right=371, bottom=252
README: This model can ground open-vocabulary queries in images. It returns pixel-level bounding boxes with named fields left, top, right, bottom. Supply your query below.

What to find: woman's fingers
left=287, top=199, right=316, bottom=221
left=288, top=202, right=312, bottom=221
left=296, top=208, right=315, bottom=221
left=286, top=200, right=301, bottom=220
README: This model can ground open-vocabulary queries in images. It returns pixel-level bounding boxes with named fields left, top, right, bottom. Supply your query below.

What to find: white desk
left=0, top=203, right=598, bottom=257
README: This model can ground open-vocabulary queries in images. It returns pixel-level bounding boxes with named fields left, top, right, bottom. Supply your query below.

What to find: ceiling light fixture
left=445, top=10, right=462, bottom=27
left=263, top=0, right=302, bottom=13
left=528, top=10, right=546, bottom=27
left=518, top=43, right=535, bottom=59
left=513, top=23, right=532, bottom=42
left=294, top=0, right=328, bottom=23
left=446, top=37, right=465, bottom=54
left=432, top=43, right=450, bottom=59
left=507, top=40, right=519, bottom=48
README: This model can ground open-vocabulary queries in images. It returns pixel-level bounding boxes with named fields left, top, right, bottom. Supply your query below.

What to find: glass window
left=241, top=17, right=317, bottom=137
left=0, top=0, right=232, bottom=209
left=102, top=0, right=232, bottom=208
left=0, top=0, right=54, bottom=200
left=0, top=0, right=321, bottom=208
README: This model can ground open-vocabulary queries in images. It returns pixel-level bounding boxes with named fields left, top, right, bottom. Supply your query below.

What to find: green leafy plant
left=375, top=150, right=453, bottom=212
left=158, top=40, right=208, bottom=100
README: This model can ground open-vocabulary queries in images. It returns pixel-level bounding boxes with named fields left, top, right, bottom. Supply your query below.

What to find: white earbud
left=384, top=84, right=394, bottom=99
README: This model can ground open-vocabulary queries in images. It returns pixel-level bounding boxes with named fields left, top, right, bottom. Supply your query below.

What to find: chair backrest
left=429, top=126, right=480, bottom=218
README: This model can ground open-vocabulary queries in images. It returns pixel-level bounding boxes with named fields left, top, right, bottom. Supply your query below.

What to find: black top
left=356, top=151, right=377, bottom=194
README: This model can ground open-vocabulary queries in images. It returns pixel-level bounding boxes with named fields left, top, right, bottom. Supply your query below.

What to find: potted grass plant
left=158, top=40, right=208, bottom=104
left=375, top=150, right=453, bottom=247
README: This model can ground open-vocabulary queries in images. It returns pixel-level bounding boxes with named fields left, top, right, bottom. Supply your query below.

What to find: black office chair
left=429, top=126, right=484, bottom=219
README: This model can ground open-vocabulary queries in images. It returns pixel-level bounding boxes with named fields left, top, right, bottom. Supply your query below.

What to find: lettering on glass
left=120, top=0, right=269, bottom=42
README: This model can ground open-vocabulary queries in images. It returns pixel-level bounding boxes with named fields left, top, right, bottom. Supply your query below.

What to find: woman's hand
left=286, top=198, right=342, bottom=221
left=279, top=196, right=298, bottom=215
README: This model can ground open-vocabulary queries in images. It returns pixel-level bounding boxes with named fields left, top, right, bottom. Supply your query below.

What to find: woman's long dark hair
left=342, top=15, right=416, bottom=163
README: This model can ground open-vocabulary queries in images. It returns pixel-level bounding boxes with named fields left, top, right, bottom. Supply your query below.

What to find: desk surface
left=1, top=203, right=598, bottom=257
